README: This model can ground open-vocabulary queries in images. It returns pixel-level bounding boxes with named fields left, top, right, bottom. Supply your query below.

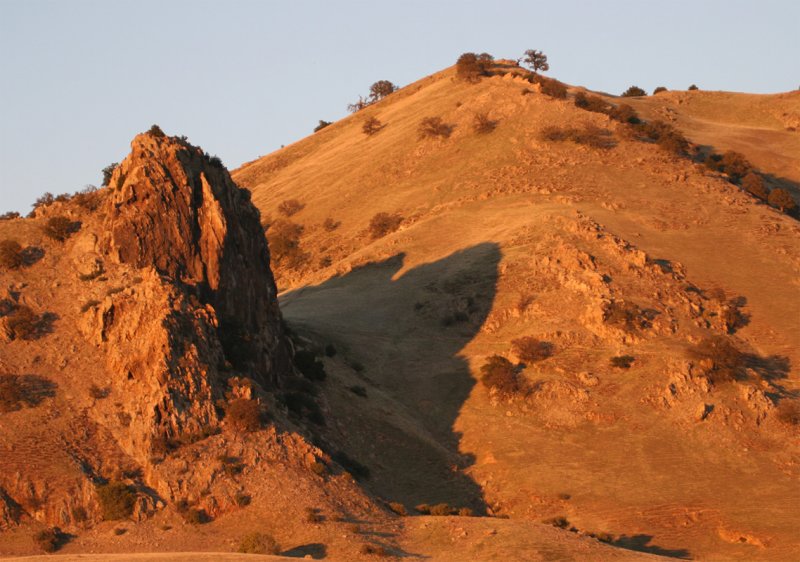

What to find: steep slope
left=0, top=130, right=386, bottom=559
left=234, top=62, right=800, bottom=561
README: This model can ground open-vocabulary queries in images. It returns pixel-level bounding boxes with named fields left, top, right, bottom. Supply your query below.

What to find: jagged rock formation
left=83, top=131, right=292, bottom=462
left=0, top=129, right=306, bottom=538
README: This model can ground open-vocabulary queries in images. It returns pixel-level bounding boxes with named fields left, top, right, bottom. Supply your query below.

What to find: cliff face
left=86, top=131, right=291, bottom=462
left=103, top=132, right=288, bottom=386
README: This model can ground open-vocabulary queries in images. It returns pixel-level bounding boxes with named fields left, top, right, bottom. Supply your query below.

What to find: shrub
left=322, top=217, right=340, bottom=231
left=101, top=163, right=119, bottom=187
left=638, top=120, right=689, bottom=155
left=0, top=240, right=23, bottom=269
left=603, top=300, right=646, bottom=331
left=369, top=80, right=397, bottom=102
left=238, top=532, right=280, bottom=554
left=226, top=398, right=263, bottom=432
left=34, top=528, right=63, bottom=552
left=175, top=499, right=210, bottom=524
left=418, top=116, right=453, bottom=139
left=521, top=49, right=549, bottom=73
left=574, top=92, right=609, bottom=114
left=429, top=503, right=453, bottom=516
left=657, top=129, right=691, bottom=155
left=688, top=336, right=743, bottom=383
left=473, top=113, right=497, bottom=134
left=89, top=384, right=110, bottom=399
left=458, top=507, right=475, bottom=516
left=368, top=212, right=403, bottom=239
left=653, top=86, right=668, bottom=94
left=456, top=52, right=490, bottom=82
left=73, top=185, right=104, bottom=210
left=480, top=355, right=520, bottom=396
left=543, top=516, right=570, bottom=529
left=775, top=400, right=800, bottom=426
left=0, top=211, right=20, bottom=220
left=610, top=355, right=635, bottom=369
left=314, top=120, right=332, bottom=133
left=621, top=86, right=647, bottom=97
left=309, top=461, right=327, bottom=476
left=32, top=192, right=55, bottom=212
left=43, top=216, right=77, bottom=241
left=768, top=188, right=798, bottom=213
left=540, top=124, right=615, bottom=149
left=362, top=116, right=383, bottom=136
left=0, top=374, right=56, bottom=412
left=538, top=77, right=568, bottom=99
left=277, top=199, right=304, bottom=217
left=347, top=96, right=369, bottom=113
left=96, top=482, right=136, bottom=520
left=5, top=305, right=41, bottom=340
left=741, top=172, right=769, bottom=200
left=147, top=124, right=166, bottom=137
left=294, top=349, right=327, bottom=381
left=388, top=502, right=407, bottom=516
left=267, top=219, right=305, bottom=269
left=415, top=503, right=432, bottom=514
left=360, top=544, right=389, bottom=556
left=719, top=151, right=752, bottom=182
left=332, top=451, right=370, bottom=480
left=512, top=337, right=553, bottom=363
left=608, top=103, right=640, bottom=124
left=688, top=84, right=699, bottom=91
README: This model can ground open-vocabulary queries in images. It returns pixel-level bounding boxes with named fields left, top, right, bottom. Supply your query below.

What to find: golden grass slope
left=234, top=63, right=800, bottom=561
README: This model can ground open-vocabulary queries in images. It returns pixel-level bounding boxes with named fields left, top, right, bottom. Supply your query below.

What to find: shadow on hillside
left=282, top=543, right=326, bottom=559
left=611, top=534, right=691, bottom=559
left=281, top=243, right=501, bottom=513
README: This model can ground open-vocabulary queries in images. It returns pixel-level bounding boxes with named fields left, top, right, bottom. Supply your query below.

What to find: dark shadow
left=692, top=145, right=800, bottom=221
left=36, top=311, right=59, bottom=338
left=651, top=258, right=673, bottom=274
left=0, top=374, right=58, bottom=412
left=282, top=543, right=327, bottom=559
left=20, top=246, right=44, bottom=266
left=760, top=171, right=800, bottom=202
left=611, top=534, right=691, bottom=559
left=281, top=243, right=501, bottom=513
left=745, top=353, right=791, bottom=383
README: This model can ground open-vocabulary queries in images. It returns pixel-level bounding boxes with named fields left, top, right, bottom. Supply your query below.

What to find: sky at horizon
left=1, top=0, right=798, bottom=214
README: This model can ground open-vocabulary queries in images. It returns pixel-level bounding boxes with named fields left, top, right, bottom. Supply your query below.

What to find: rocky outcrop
left=103, top=131, right=288, bottom=386
left=82, top=129, right=291, bottom=463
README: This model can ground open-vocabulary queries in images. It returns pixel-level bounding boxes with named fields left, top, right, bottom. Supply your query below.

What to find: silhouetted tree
left=768, top=188, right=798, bottom=213
left=101, top=163, right=118, bottom=187
left=688, top=84, right=699, bottom=91
left=621, top=86, right=647, bottom=97
left=741, top=172, right=769, bottom=200
left=522, top=50, right=549, bottom=74
left=368, top=80, right=397, bottom=102
left=653, top=86, right=668, bottom=94
left=313, top=120, right=332, bottom=133
left=0, top=240, right=23, bottom=269
left=456, top=52, right=490, bottom=82
left=362, top=116, right=383, bottom=136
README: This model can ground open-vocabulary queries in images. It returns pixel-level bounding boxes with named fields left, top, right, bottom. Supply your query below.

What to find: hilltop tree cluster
left=347, top=80, right=398, bottom=112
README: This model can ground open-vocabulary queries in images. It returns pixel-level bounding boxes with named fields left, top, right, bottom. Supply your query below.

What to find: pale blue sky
left=1, top=0, right=798, bottom=213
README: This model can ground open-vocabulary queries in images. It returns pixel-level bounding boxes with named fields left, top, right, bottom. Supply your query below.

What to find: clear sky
left=1, top=0, right=798, bottom=214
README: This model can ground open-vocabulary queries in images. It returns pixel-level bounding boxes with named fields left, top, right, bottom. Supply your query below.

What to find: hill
left=232, top=60, right=800, bottom=560
left=1, top=58, right=798, bottom=561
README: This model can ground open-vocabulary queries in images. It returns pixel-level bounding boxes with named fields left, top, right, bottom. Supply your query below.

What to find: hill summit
left=1, top=56, right=799, bottom=561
